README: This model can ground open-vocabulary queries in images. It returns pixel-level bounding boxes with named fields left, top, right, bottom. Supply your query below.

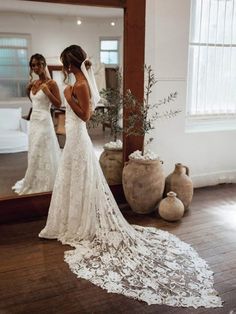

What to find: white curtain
left=187, top=0, right=236, bottom=116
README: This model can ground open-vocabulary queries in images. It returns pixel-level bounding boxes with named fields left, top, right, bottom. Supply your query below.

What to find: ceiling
left=0, top=0, right=123, bottom=18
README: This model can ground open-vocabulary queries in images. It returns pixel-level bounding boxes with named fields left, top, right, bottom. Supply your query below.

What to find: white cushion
left=0, top=129, right=28, bottom=153
left=0, top=108, right=22, bottom=130
left=20, top=118, right=29, bottom=134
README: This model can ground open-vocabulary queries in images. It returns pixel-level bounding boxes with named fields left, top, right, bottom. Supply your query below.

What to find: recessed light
left=77, top=19, right=82, bottom=25
left=110, top=22, right=115, bottom=26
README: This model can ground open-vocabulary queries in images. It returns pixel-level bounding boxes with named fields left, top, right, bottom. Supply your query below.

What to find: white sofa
left=0, top=108, right=29, bottom=153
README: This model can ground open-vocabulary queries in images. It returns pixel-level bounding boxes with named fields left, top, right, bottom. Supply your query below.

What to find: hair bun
left=84, top=59, right=92, bottom=69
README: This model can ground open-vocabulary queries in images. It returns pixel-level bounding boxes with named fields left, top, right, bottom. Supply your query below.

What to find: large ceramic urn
left=164, top=163, right=193, bottom=211
left=99, top=147, right=123, bottom=185
left=122, top=157, right=165, bottom=214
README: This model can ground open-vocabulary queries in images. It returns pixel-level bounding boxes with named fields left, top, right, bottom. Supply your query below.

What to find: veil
left=45, top=65, right=51, bottom=79
left=80, top=59, right=100, bottom=111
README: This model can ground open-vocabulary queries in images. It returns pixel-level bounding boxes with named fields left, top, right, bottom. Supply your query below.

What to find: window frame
left=186, top=0, right=236, bottom=131
left=0, top=33, right=31, bottom=101
left=99, top=37, right=120, bottom=67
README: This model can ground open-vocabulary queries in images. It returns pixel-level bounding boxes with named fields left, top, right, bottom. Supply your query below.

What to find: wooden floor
left=0, top=184, right=236, bottom=314
left=0, top=152, right=27, bottom=197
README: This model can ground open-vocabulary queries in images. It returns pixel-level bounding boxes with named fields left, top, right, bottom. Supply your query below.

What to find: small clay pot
left=158, top=191, right=184, bottom=221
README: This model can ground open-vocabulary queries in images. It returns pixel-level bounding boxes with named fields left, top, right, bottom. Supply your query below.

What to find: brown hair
left=29, top=53, right=46, bottom=82
left=60, top=45, right=92, bottom=82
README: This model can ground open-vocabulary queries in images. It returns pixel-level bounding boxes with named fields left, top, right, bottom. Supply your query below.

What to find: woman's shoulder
left=74, top=80, right=89, bottom=90
left=47, top=79, right=57, bottom=86
left=46, top=79, right=60, bottom=90
left=74, top=81, right=90, bottom=98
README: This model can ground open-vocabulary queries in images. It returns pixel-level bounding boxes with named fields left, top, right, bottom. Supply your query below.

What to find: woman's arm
left=64, top=81, right=91, bottom=122
left=26, top=82, right=33, bottom=100
left=41, top=80, right=61, bottom=108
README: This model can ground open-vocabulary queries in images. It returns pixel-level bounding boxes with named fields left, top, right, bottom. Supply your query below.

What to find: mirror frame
left=0, top=0, right=146, bottom=223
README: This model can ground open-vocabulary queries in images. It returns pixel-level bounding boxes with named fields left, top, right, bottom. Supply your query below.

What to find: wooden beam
left=123, top=0, right=145, bottom=161
left=0, top=193, right=51, bottom=224
left=26, top=0, right=126, bottom=8
left=0, top=186, right=125, bottom=223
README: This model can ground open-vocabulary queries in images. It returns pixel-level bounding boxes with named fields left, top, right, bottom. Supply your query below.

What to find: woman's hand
left=41, top=83, right=50, bottom=96
left=41, top=80, right=61, bottom=108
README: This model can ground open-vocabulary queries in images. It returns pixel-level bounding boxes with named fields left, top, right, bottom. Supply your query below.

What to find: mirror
left=0, top=0, right=124, bottom=197
left=0, top=0, right=145, bottom=222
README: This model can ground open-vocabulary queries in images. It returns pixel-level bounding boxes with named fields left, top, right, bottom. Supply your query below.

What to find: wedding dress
left=39, top=102, right=222, bottom=309
left=12, top=89, right=61, bottom=195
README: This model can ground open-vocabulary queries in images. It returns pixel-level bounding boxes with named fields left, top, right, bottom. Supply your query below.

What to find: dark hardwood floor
left=0, top=184, right=236, bottom=314
left=0, top=152, right=27, bottom=197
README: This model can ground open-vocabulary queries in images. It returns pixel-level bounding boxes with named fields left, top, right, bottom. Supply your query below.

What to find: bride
left=12, top=54, right=61, bottom=195
left=39, top=45, right=222, bottom=308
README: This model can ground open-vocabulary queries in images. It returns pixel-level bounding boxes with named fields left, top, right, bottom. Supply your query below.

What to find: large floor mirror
left=0, top=0, right=145, bottom=223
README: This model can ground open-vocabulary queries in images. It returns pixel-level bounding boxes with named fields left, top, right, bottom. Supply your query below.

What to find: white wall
left=145, top=0, right=236, bottom=187
left=0, top=11, right=123, bottom=114
left=0, top=12, right=123, bottom=64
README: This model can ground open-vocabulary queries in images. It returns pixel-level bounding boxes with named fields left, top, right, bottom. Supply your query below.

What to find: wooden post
left=123, top=0, right=146, bottom=161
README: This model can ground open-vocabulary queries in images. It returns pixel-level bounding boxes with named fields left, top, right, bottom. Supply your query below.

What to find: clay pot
left=99, top=148, right=123, bottom=185
left=164, top=163, right=193, bottom=211
left=158, top=191, right=184, bottom=221
left=122, top=158, right=165, bottom=214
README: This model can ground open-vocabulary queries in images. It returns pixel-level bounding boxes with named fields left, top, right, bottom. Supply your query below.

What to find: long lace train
left=39, top=103, right=222, bottom=308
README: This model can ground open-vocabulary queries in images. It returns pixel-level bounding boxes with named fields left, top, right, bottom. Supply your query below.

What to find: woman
left=12, top=54, right=61, bottom=195
left=39, top=45, right=222, bottom=308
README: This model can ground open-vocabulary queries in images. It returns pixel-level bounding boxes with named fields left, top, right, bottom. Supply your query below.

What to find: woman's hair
left=60, top=45, right=92, bottom=82
left=29, top=53, right=47, bottom=82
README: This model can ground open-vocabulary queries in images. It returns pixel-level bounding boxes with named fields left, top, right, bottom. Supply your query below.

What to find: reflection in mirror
left=0, top=0, right=123, bottom=198
left=11, top=53, right=62, bottom=196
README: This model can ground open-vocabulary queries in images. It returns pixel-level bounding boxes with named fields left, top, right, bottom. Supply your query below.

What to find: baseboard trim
left=192, top=170, right=236, bottom=188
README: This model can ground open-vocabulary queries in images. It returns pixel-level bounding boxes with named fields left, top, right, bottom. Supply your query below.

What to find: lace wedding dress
left=39, top=102, right=222, bottom=309
left=12, top=89, right=61, bottom=195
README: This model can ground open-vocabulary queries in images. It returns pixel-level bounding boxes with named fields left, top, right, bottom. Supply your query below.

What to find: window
left=187, top=0, right=236, bottom=117
left=100, top=38, right=119, bottom=66
left=0, top=34, right=30, bottom=99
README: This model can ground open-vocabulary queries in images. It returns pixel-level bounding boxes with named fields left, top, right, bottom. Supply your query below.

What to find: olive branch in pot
left=88, top=65, right=180, bottom=154
left=87, top=69, right=123, bottom=143
left=123, top=65, right=179, bottom=155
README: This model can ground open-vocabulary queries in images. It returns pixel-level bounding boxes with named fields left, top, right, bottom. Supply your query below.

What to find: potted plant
left=90, top=65, right=180, bottom=211
left=122, top=65, right=179, bottom=214
left=88, top=70, right=123, bottom=185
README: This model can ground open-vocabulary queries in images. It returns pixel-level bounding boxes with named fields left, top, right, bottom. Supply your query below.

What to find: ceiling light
left=110, top=22, right=115, bottom=26
left=77, top=19, right=82, bottom=25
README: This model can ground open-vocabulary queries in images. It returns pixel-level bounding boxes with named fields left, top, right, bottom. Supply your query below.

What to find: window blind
left=187, top=0, right=236, bottom=116
left=0, top=34, right=30, bottom=99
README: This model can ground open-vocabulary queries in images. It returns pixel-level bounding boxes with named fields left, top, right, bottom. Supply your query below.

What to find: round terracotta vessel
left=99, top=148, right=123, bottom=185
left=158, top=191, right=184, bottom=221
left=122, top=158, right=165, bottom=214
